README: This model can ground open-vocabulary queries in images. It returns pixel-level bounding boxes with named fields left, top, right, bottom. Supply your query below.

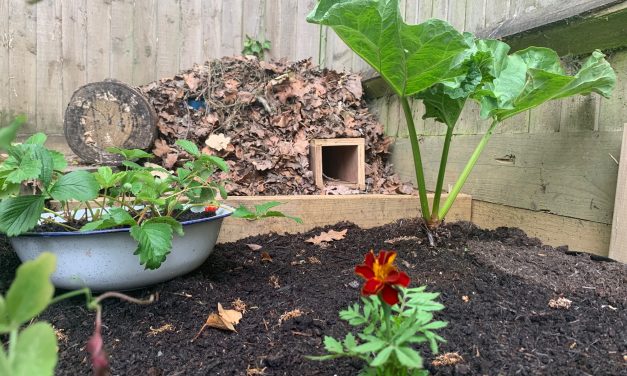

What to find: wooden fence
left=0, top=0, right=593, bottom=136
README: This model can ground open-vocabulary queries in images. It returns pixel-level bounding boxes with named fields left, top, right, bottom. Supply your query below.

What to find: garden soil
left=1, top=220, right=625, bottom=375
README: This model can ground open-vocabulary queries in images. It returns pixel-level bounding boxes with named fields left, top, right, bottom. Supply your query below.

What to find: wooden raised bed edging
left=609, top=125, right=627, bottom=263
left=218, top=194, right=471, bottom=244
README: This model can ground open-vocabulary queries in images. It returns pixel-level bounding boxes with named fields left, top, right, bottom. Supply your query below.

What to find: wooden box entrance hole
left=310, top=138, right=365, bottom=190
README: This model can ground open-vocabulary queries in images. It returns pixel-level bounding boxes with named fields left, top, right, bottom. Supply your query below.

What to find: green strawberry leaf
left=130, top=221, right=173, bottom=270
left=49, top=170, right=100, bottom=201
left=11, top=322, right=58, bottom=376
left=0, top=195, right=46, bottom=236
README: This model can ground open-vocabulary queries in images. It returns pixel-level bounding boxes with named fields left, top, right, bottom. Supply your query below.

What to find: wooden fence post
left=609, top=124, right=627, bottom=262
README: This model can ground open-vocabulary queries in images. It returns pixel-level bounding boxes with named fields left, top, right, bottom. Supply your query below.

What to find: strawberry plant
left=0, top=121, right=299, bottom=269
left=0, top=252, right=153, bottom=376
left=308, top=0, right=616, bottom=234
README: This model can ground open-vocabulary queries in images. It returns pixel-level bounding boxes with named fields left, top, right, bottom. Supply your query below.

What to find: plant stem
left=430, top=126, right=454, bottom=223
left=380, top=298, right=393, bottom=340
left=438, top=119, right=499, bottom=220
left=7, top=329, right=17, bottom=364
left=400, top=97, right=430, bottom=220
left=49, top=287, right=92, bottom=306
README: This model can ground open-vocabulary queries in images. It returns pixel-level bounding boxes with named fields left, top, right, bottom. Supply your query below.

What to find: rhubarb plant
left=308, top=0, right=616, bottom=231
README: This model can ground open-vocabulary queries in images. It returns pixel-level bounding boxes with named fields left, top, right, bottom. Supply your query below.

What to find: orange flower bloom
left=355, top=250, right=410, bottom=305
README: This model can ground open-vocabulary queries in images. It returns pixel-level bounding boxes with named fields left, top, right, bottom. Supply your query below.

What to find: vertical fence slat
left=8, top=0, right=37, bottom=133
left=36, top=0, right=63, bottom=134
left=265, top=0, right=297, bottom=60
left=484, top=0, right=511, bottom=35
left=432, top=0, right=448, bottom=20
left=86, top=0, right=111, bottom=82
left=156, top=0, right=180, bottom=78
left=202, top=0, right=222, bottom=59
left=180, top=0, right=203, bottom=70
left=0, top=1, right=9, bottom=114
left=110, top=0, right=134, bottom=83
left=448, top=0, right=466, bottom=30
left=241, top=0, right=264, bottom=52
left=295, top=0, right=320, bottom=62
left=132, top=0, right=156, bottom=85
left=220, top=0, right=243, bottom=57
left=62, top=0, right=88, bottom=114
left=464, top=0, right=486, bottom=32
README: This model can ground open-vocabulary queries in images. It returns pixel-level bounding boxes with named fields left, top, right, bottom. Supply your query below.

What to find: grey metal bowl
left=10, top=207, right=232, bottom=291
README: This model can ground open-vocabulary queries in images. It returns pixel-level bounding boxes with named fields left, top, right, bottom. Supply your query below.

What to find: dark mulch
left=1, top=220, right=625, bottom=375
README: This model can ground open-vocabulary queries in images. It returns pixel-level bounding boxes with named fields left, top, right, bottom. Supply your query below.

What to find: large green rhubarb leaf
left=478, top=48, right=616, bottom=121
left=307, top=0, right=470, bottom=97
left=0, top=195, right=45, bottom=236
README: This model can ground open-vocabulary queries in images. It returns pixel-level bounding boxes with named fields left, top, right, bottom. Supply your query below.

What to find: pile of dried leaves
left=139, top=56, right=413, bottom=196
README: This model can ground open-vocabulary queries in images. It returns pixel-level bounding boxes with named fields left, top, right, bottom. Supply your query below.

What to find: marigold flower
left=355, top=250, right=410, bottom=305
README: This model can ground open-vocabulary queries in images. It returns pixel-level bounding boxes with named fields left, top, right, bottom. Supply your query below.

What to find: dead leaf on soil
left=205, top=133, right=231, bottom=151
left=246, top=366, right=267, bottom=376
left=305, top=229, right=347, bottom=245
left=269, top=275, right=280, bottom=289
left=148, top=323, right=175, bottom=336
left=53, top=326, right=68, bottom=343
left=247, top=244, right=262, bottom=251
left=261, top=251, right=273, bottom=263
left=308, top=256, right=321, bottom=264
left=278, top=309, right=303, bottom=325
left=462, top=295, right=470, bottom=303
left=192, top=303, right=243, bottom=341
left=548, top=297, right=572, bottom=310
left=232, top=298, right=247, bottom=314
left=432, top=352, right=464, bottom=367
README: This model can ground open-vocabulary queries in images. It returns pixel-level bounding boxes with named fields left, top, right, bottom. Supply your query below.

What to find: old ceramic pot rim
left=20, top=205, right=233, bottom=237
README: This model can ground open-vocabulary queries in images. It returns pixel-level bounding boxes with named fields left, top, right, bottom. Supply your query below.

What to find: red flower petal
left=364, top=251, right=375, bottom=268
left=377, top=250, right=387, bottom=265
left=355, top=264, right=375, bottom=280
left=362, top=278, right=383, bottom=295
left=380, top=284, right=400, bottom=305
left=396, top=271, right=410, bottom=287
left=382, top=251, right=396, bottom=265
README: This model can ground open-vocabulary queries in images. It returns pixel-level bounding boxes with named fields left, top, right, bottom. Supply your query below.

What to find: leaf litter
left=192, top=303, right=243, bottom=341
left=139, top=56, right=414, bottom=196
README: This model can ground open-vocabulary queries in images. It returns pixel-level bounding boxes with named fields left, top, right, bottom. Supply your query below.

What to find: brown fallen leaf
left=231, top=298, right=247, bottom=314
left=205, top=133, right=231, bottom=151
left=261, top=252, right=273, bottom=263
left=246, top=366, right=267, bottom=376
left=432, top=352, right=464, bottom=367
left=192, top=303, right=243, bottom=341
left=462, top=295, right=470, bottom=303
left=305, top=229, right=347, bottom=245
left=278, top=309, right=303, bottom=325
left=548, top=297, right=572, bottom=310
left=247, top=244, right=262, bottom=251
left=269, top=275, right=280, bottom=289
left=148, top=323, right=175, bottom=336
left=308, top=256, right=321, bottom=264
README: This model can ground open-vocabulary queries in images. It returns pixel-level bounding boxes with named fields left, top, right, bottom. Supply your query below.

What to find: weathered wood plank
left=180, top=0, right=203, bottom=69
left=220, top=0, right=243, bottom=57
left=529, top=101, right=561, bottom=133
left=448, top=0, right=467, bottom=30
left=483, top=0, right=510, bottom=34
left=478, top=0, right=622, bottom=38
left=201, top=0, right=222, bottom=59
left=497, top=111, right=529, bottom=134
left=86, top=0, right=111, bottom=82
left=36, top=0, right=63, bottom=134
left=241, top=0, right=264, bottom=53
left=464, top=0, right=486, bottom=32
left=8, top=0, right=38, bottom=133
left=0, top=0, right=9, bottom=113
left=265, top=0, right=297, bottom=60
left=405, top=0, right=433, bottom=23
left=391, top=131, right=622, bottom=224
left=559, top=95, right=597, bottom=132
left=218, top=194, right=472, bottom=243
left=431, top=0, right=448, bottom=20
left=156, top=0, right=180, bottom=78
left=296, top=0, right=320, bottom=61
left=132, top=0, right=156, bottom=85
left=609, top=126, right=627, bottom=262
left=110, top=0, right=134, bottom=83
left=505, top=2, right=627, bottom=54
left=598, top=49, right=627, bottom=132
left=473, top=200, right=611, bottom=257
left=62, top=0, right=88, bottom=113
